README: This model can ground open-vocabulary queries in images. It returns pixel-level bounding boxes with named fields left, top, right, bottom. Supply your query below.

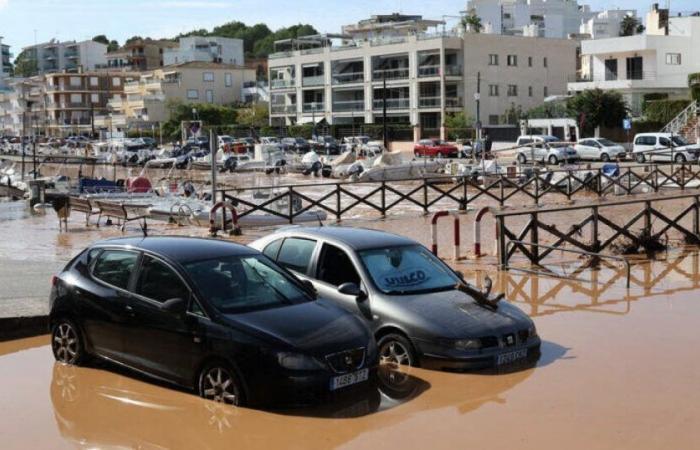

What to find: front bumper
left=417, top=338, right=542, bottom=371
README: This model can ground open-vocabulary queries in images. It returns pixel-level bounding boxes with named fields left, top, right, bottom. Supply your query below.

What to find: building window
left=666, top=53, right=681, bottom=65
left=70, top=93, right=82, bottom=104
left=605, top=59, right=618, bottom=81
left=90, top=93, right=99, bottom=103
left=112, top=77, right=121, bottom=87
left=488, top=115, right=500, bottom=125
left=206, top=90, right=214, bottom=103
left=69, top=77, right=81, bottom=87
left=528, top=86, right=533, bottom=97
left=187, top=89, right=199, bottom=100
left=488, top=84, right=499, bottom=96
left=90, top=77, right=99, bottom=87
left=507, top=85, right=518, bottom=96
left=507, top=55, right=517, bottom=67
left=543, top=57, right=548, bottom=68
left=626, top=56, right=643, bottom=80
left=544, top=86, right=548, bottom=97
left=225, top=73, right=232, bottom=87
left=528, top=56, right=533, bottom=67
left=203, top=72, right=215, bottom=82
left=488, top=54, right=499, bottom=66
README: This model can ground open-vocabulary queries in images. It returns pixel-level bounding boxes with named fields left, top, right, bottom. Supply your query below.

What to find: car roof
left=273, top=226, right=416, bottom=251
left=93, top=236, right=258, bottom=263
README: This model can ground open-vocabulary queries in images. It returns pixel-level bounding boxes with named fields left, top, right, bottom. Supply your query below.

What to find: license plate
left=496, top=349, right=527, bottom=366
left=330, top=368, right=369, bottom=391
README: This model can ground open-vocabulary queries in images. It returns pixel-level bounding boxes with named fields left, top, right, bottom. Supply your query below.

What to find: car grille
left=480, top=330, right=529, bottom=349
left=518, top=329, right=530, bottom=344
left=325, top=347, right=366, bottom=374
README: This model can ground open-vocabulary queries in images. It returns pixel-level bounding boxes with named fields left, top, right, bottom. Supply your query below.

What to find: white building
left=268, top=15, right=578, bottom=137
left=21, top=39, right=107, bottom=75
left=1, top=37, right=13, bottom=90
left=466, top=0, right=597, bottom=38
left=579, top=9, right=638, bottom=40
left=163, top=36, right=244, bottom=67
left=568, top=5, right=700, bottom=115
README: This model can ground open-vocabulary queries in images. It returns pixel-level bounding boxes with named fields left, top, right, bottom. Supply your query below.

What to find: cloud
left=153, top=1, right=230, bottom=8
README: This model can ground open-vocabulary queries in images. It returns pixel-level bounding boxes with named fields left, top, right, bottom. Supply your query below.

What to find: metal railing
left=332, top=72, right=364, bottom=84
left=302, top=75, right=325, bottom=87
left=270, top=79, right=295, bottom=89
left=372, top=68, right=409, bottom=81
left=662, top=100, right=698, bottom=134
left=418, top=65, right=440, bottom=77
left=418, top=96, right=441, bottom=108
left=332, top=100, right=364, bottom=112
left=270, top=104, right=297, bottom=114
left=302, top=102, right=325, bottom=112
left=372, top=98, right=410, bottom=109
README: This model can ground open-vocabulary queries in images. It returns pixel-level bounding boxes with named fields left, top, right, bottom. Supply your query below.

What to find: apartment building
left=579, top=9, right=638, bottom=40
left=568, top=5, right=700, bottom=115
left=0, top=37, right=12, bottom=90
left=104, top=39, right=178, bottom=71
left=21, top=39, right=108, bottom=75
left=163, top=36, right=244, bottom=66
left=466, top=0, right=597, bottom=38
left=104, top=62, right=255, bottom=129
left=268, top=16, right=577, bottom=136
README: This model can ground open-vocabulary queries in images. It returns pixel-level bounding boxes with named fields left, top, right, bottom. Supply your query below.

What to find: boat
left=351, top=151, right=444, bottom=182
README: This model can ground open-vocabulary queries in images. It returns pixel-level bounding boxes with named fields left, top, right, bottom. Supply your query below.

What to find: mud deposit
left=2, top=252, right=700, bottom=450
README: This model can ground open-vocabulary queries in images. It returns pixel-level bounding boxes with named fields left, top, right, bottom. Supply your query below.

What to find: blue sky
left=0, top=0, right=698, bottom=55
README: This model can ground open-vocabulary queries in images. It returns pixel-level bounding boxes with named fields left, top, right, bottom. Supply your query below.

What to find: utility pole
left=382, top=74, right=388, bottom=149
left=475, top=71, right=481, bottom=141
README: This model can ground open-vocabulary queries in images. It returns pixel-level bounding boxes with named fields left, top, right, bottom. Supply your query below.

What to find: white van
left=633, top=133, right=700, bottom=163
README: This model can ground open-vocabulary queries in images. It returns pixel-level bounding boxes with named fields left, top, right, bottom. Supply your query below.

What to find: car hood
left=387, top=289, right=532, bottom=338
left=221, top=299, right=370, bottom=355
left=678, top=144, right=700, bottom=152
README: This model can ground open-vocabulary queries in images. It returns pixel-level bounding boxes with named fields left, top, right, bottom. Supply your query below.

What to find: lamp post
left=32, top=114, right=37, bottom=179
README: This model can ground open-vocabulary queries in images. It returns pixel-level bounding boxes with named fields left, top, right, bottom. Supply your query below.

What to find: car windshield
left=184, top=255, right=312, bottom=314
left=598, top=138, right=617, bottom=147
left=672, top=136, right=689, bottom=147
left=358, top=245, right=460, bottom=295
left=542, top=136, right=560, bottom=142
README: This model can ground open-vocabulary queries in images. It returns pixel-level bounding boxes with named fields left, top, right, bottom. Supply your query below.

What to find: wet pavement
left=2, top=252, right=700, bottom=449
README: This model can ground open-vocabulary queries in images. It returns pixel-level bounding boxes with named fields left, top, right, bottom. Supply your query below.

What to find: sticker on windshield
left=380, top=268, right=431, bottom=289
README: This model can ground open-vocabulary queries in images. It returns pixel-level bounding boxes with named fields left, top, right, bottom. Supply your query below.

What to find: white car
left=633, top=133, right=700, bottom=163
left=515, top=135, right=578, bottom=165
left=575, top=138, right=626, bottom=161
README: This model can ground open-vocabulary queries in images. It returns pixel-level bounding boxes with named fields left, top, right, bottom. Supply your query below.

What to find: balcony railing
left=418, top=97, right=441, bottom=108
left=372, top=68, right=409, bottom=81
left=418, top=65, right=440, bottom=77
left=271, top=79, right=295, bottom=89
left=332, top=72, right=364, bottom=85
left=444, top=65, right=462, bottom=76
left=271, top=104, right=297, bottom=114
left=372, top=98, right=410, bottom=110
left=302, top=103, right=325, bottom=113
left=302, top=75, right=325, bottom=87
left=332, top=100, right=364, bottom=112
left=445, top=97, right=463, bottom=108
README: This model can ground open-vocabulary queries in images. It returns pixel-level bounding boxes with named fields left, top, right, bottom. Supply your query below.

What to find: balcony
left=302, top=102, right=325, bottom=113
left=302, top=75, right=325, bottom=87
left=418, top=66, right=440, bottom=78
left=567, top=71, right=659, bottom=91
left=271, top=104, right=297, bottom=114
left=372, top=68, right=409, bottom=81
left=444, top=65, right=462, bottom=77
left=418, top=97, right=440, bottom=108
left=372, top=98, right=410, bottom=110
left=445, top=97, right=463, bottom=108
left=332, top=72, right=364, bottom=85
left=271, top=79, right=295, bottom=89
left=333, top=100, right=364, bottom=112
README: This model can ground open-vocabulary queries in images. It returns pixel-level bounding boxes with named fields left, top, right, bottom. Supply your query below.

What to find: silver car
left=250, top=227, right=540, bottom=370
left=515, top=135, right=578, bottom=165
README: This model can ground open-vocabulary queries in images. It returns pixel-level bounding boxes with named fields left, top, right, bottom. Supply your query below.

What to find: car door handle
left=125, top=305, right=135, bottom=316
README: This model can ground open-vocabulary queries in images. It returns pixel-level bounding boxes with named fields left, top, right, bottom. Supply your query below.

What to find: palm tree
left=461, top=12, right=483, bottom=34
left=619, top=15, right=642, bottom=37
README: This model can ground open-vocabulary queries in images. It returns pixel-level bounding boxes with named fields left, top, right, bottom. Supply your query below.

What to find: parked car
left=281, top=137, right=311, bottom=153
left=49, top=236, right=377, bottom=407
left=312, top=136, right=341, bottom=155
left=250, top=227, right=540, bottom=370
left=140, top=137, right=157, bottom=149
left=186, top=136, right=210, bottom=150
left=414, top=139, right=459, bottom=158
left=574, top=138, right=626, bottom=161
left=515, top=135, right=578, bottom=165
left=632, top=133, right=700, bottom=163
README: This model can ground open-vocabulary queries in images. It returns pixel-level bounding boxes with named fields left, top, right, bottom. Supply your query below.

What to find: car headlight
left=277, top=352, right=324, bottom=370
left=453, top=339, right=481, bottom=350
left=528, top=324, right=538, bottom=338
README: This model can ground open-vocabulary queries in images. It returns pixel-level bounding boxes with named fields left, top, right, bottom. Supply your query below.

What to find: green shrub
left=689, top=73, right=700, bottom=102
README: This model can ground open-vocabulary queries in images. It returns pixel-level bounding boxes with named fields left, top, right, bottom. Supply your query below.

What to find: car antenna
left=315, top=212, right=324, bottom=227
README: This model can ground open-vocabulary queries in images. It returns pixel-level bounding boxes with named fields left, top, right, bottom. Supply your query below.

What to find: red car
left=414, top=139, right=459, bottom=158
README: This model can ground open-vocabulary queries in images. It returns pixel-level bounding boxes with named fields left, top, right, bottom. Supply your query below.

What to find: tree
left=461, top=11, right=483, bottom=33
left=93, top=35, right=119, bottom=52
left=12, top=49, right=37, bottom=77
left=619, top=16, right=643, bottom=36
left=161, top=100, right=238, bottom=139
left=125, top=36, right=145, bottom=45
left=502, top=103, right=524, bottom=125
left=444, top=112, right=474, bottom=139
left=236, top=103, right=269, bottom=128
left=567, top=89, right=629, bottom=134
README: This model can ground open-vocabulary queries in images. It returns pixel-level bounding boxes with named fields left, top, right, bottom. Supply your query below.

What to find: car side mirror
left=161, top=297, right=187, bottom=316
left=301, top=279, right=318, bottom=299
left=338, top=282, right=367, bottom=301
left=455, top=270, right=466, bottom=280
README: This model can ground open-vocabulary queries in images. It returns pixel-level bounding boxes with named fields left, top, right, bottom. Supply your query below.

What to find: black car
left=251, top=227, right=541, bottom=371
left=49, top=236, right=377, bottom=406
left=281, top=137, right=311, bottom=153
left=312, top=136, right=341, bottom=155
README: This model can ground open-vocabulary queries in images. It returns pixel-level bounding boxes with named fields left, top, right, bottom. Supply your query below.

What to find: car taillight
left=51, top=276, right=58, bottom=287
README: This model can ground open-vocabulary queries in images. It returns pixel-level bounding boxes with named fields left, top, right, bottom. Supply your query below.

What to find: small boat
left=354, top=151, right=444, bottom=182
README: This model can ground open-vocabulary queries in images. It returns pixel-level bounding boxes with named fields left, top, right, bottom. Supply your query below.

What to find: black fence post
left=335, top=184, right=341, bottom=221
left=288, top=187, right=294, bottom=224
left=381, top=181, right=386, bottom=216
left=422, top=179, right=428, bottom=214
left=497, top=216, right=507, bottom=267
left=591, top=206, right=600, bottom=252
left=530, top=212, right=539, bottom=264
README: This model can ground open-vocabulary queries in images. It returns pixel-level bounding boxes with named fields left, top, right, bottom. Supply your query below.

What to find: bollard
left=473, top=207, right=491, bottom=258
left=209, top=201, right=241, bottom=237
left=431, top=210, right=461, bottom=260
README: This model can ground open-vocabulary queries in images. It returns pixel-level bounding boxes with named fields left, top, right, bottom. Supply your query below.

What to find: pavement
left=0, top=259, right=64, bottom=318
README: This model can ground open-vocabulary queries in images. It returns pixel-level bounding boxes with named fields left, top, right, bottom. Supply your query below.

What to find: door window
left=276, top=238, right=316, bottom=273
left=92, top=250, right=139, bottom=290
left=659, top=137, right=671, bottom=148
left=317, top=244, right=360, bottom=287
left=262, top=238, right=284, bottom=260
left=135, top=256, right=190, bottom=303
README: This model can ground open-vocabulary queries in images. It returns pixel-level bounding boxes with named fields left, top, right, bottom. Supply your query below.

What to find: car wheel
left=199, top=363, right=244, bottom=406
left=378, top=333, right=417, bottom=367
left=51, top=320, right=86, bottom=365
left=635, top=153, right=646, bottom=163
left=517, top=153, right=527, bottom=164
left=600, top=153, right=610, bottom=162
left=675, top=153, right=686, bottom=163
left=548, top=155, right=558, bottom=165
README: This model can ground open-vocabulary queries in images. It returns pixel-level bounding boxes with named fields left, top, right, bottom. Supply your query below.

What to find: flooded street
left=2, top=254, right=700, bottom=449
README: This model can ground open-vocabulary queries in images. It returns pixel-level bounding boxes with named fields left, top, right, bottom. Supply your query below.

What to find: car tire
left=548, top=155, right=558, bottom=165
left=635, top=153, right=646, bottom=163
left=600, top=153, right=610, bottom=162
left=51, top=319, right=87, bottom=366
left=378, top=333, right=417, bottom=367
left=675, top=153, right=686, bottom=163
left=517, top=153, right=527, bottom=164
left=198, top=362, right=245, bottom=406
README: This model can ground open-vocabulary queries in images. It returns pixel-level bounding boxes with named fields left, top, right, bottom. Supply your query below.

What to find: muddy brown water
left=2, top=253, right=700, bottom=449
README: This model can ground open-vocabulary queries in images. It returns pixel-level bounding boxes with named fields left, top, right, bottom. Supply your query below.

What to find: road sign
left=623, top=118, right=632, bottom=130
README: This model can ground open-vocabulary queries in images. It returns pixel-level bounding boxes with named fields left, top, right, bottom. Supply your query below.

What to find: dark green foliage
left=689, top=73, right=700, bottom=102
left=566, top=89, right=629, bottom=135
left=643, top=99, right=692, bottom=123
left=161, top=100, right=238, bottom=140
